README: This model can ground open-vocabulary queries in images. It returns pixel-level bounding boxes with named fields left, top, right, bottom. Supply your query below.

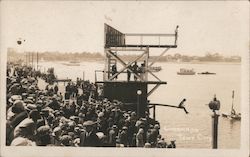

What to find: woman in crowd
left=6, top=64, right=173, bottom=148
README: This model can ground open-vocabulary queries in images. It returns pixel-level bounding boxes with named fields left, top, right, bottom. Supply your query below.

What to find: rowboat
left=197, top=71, right=216, bottom=75
left=62, top=61, right=80, bottom=66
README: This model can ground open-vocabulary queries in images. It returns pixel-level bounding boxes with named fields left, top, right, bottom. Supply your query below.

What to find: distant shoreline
left=7, top=57, right=241, bottom=65
left=7, top=50, right=241, bottom=64
left=37, top=60, right=241, bottom=65
left=163, top=61, right=241, bottom=65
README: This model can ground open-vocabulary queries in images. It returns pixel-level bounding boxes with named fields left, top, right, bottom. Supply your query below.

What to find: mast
left=231, top=90, right=235, bottom=114
left=25, top=52, right=28, bottom=65
left=37, top=52, right=39, bottom=70
left=32, top=52, right=34, bottom=69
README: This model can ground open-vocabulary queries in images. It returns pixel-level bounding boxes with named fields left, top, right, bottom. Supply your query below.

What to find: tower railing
left=105, top=23, right=179, bottom=48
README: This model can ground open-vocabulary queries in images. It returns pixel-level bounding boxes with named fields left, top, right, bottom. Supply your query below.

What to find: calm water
left=38, top=61, right=241, bottom=149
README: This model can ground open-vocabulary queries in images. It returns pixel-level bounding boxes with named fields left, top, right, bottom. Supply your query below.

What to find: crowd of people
left=6, top=63, right=175, bottom=148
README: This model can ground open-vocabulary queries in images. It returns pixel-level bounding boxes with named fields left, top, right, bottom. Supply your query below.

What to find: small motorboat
left=222, top=90, right=241, bottom=120
left=198, top=71, right=216, bottom=75
left=177, top=68, right=195, bottom=75
left=149, top=66, right=162, bottom=72
left=62, top=61, right=80, bottom=66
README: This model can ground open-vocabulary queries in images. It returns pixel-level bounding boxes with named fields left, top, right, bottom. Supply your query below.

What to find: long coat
left=79, top=131, right=100, bottom=147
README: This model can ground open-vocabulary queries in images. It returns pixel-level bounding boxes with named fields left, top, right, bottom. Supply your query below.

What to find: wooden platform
left=106, top=45, right=177, bottom=48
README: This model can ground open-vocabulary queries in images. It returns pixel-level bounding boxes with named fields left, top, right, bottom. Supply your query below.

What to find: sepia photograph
left=0, top=1, right=249, bottom=157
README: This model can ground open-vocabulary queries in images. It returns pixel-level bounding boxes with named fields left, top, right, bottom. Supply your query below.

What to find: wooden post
left=28, top=52, right=30, bottom=66
left=137, top=94, right=140, bottom=117
left=145, top=47, right=149, bottom=81
left=32, top=52, right=34, bottom=69
left=153, top=105, right=156, bottom=120
left=36, top=52, right=38, bottom=70
left=83, top=71, right=85, bottom=81
left=25, top=52, right=27, bottom=65
left=211, top=112, right=219, bottom=149
left=137, top=90, right=142, bottom=117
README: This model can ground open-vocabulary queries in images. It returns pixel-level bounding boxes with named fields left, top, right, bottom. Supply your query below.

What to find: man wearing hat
left=36, top=125, right=51, bottom=146
left=10, top=136, right=36, bottom=146
left=149, top=125, right=159, bottom=147
left=48, top=95, right=61, bottom=110
left=136, top=128, right=145, bottom=147
left=7, top=95, right=22, bottom=110
left=157, top=138, right=167, bottom=148
left=108, top=125, right=118, bottom=146
left=7, top=100, right=25, bottom=121
left=97, top=112, right=108, bottom=135
left=13, top=118, right=36, bottom=144
left=79, top=120, right=100, bottom=147
left=6, top=100, right=28, bottom=145
left=119, top=126, right=128, bottom=147
left=60, top=135, right=72, bottom=146
left=167, top=140, right=176, bottom=148
left=50, top=127, right=62, bottom=146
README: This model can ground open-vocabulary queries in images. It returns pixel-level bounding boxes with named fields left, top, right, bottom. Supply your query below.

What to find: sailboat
left=222, top=90, right=241, bottom=120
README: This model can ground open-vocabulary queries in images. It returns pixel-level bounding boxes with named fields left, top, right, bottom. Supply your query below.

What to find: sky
left=0, top=1, right=249, bottom=56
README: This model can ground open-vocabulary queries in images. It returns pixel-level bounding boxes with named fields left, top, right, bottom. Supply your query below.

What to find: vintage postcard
left=0, top=1, right=249, bottom=157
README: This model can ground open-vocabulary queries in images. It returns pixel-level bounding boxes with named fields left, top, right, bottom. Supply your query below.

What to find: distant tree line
left=7, top=48, right=241, bottom=63
left=117, top=52, right=241, bottom=63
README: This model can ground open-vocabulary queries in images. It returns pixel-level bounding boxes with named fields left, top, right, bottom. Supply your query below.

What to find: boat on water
left=149, top=66, right=162, bottom=72
left=177, top=68, right=195, bottom=75
left=222, top=90, right=241, bottom=120
left=62, top=61, right=81, bottom=66
left=222, top=112, right=241, bottom=120
left=198, top=71, right=216, bottom=75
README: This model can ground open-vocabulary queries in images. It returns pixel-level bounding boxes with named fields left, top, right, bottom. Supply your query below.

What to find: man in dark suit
left=80, top=120, right=100, bottom=147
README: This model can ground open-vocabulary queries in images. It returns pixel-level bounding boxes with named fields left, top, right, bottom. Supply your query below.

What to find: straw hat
left=8, top=95, right=22, bottom=103
left=83, top=120, right=95, bottom=126
left=18, top=118, right=35, bottom=129
left=122, top=126, right=128, bottom=130
left=60, top=135, right=72, bottom=146
left=98, top=112, right=104, bottom=118
left=11, top=137, right=34, bottom=146
left=52, top=127, right=62, bottom=136
left=12, top=100, right=25, bottom=111
left=37, top=125, right=50, bottom=136
left=96, top=132, right=105, bottom=139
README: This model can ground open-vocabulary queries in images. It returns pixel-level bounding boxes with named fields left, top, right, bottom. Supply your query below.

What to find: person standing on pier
left=127, top=64, right=132, bottom=81
left=111, top=64, right=118, bottom=80
left=132, top=62, right=139, bottom=81
left=54, top=84, right=58, bottom=94
left=139, top=61, right=146, bottom=81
